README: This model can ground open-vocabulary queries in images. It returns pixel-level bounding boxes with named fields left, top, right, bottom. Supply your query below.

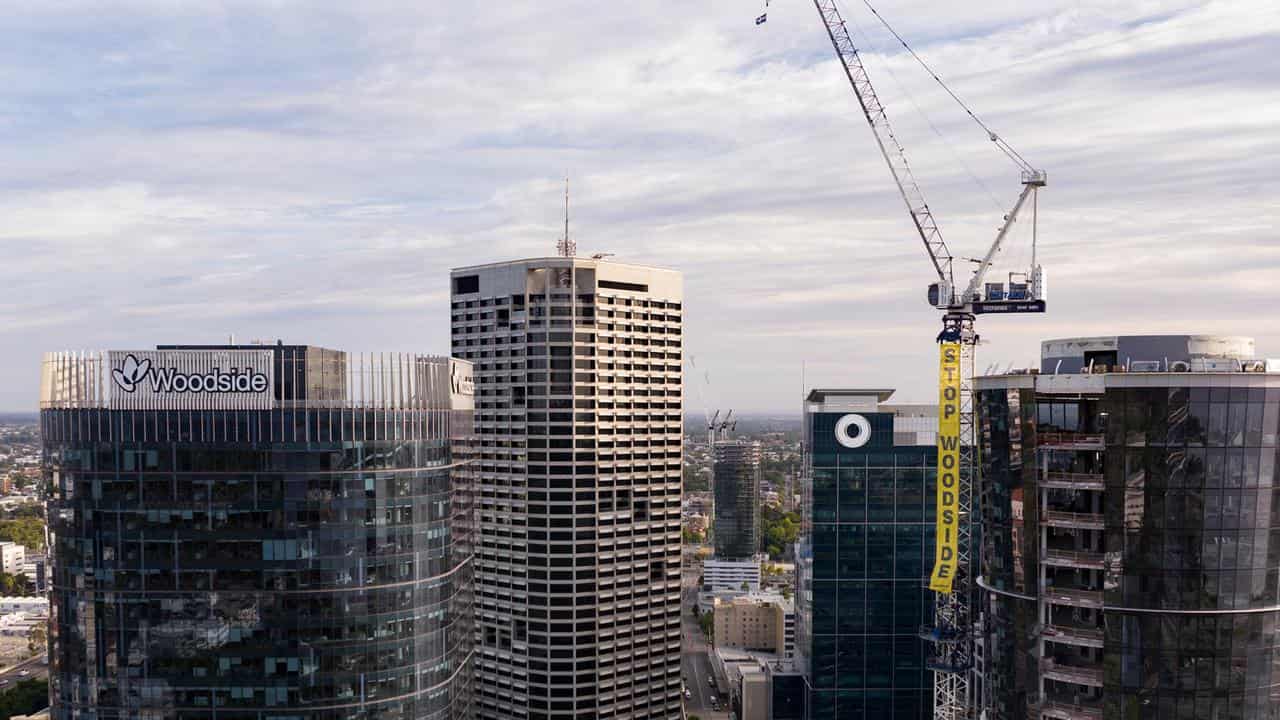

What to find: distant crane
left=800, top=2, right=1048, bottom=719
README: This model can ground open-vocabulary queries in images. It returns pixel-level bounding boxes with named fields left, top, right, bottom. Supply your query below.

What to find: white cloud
left=0, top=0, right=1276, bottom=411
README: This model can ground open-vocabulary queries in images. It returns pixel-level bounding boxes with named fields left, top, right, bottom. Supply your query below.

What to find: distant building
left=712, top=592, right=795, bottom=658
left=977, top=335, right=1280, bottom=720
left=797, top=388, right=956, bottom=719
left=19, top=555, right=45, bottom=594
left=0, top=542, right=24, bottom=575
left=714, top=441, right=762, bottom=559
left=704, top=557, right=762, bottom=592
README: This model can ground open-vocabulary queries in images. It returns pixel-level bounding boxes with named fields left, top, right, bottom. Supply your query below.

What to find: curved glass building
left=39, top=345, right=475, bottom=719
left=976, top=335, right=1280, bottom=720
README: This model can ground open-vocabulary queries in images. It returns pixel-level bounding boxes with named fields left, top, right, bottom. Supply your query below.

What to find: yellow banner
left=929, top=342, right=961, bottom=594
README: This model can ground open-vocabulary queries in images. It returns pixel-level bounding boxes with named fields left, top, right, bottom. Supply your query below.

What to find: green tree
left=0, top=679, right=48, bottom=718
left=697, top=612, right=714, bottom=638
left=759, top=505, right=800, bottom=560
left=0, top=572, right=26, bottom=597
left=0, top=517, right=45, bottom=552
left=27, top=623, right=46, bottom=655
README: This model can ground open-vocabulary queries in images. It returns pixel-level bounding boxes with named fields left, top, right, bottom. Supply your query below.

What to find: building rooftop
left=450, top=255, right=679, bottom=274
left=805, top=388, right=895, bottom=403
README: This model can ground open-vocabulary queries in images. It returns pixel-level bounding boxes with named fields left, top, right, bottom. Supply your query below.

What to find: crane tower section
left=807, top=2, right=1049, bottom=720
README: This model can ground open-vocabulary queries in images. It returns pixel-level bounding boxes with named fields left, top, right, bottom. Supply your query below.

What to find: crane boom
left=813, top=0, right=954, bottom=296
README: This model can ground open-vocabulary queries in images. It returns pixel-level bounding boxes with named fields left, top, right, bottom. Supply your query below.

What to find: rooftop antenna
left=556, top=176, right=576, bottom=258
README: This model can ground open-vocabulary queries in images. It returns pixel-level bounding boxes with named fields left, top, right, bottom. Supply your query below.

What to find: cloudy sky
left=2, top=0, right=1277, bottom=412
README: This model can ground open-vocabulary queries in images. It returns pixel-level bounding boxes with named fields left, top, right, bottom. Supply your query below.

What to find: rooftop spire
left=556, top=176, right=575, bottom=258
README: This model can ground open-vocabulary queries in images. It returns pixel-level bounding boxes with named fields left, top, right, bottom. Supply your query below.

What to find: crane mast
left=809, top=2, right=1048, bottom=720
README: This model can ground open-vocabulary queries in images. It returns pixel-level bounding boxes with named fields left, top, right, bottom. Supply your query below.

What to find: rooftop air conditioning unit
left=1130, top=361, right=1163, bottom=372
left=1192, top=358, right=1240, bottom=372
left=1268, top=359, right=1280, bottom=373
left=1243, top=360, right=1267, bottom=373
left=1169, top=361, right=1191, bottom=372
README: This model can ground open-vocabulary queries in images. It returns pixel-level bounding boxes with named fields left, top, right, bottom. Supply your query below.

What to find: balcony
left=1033, top=697, right=1103, bottom=720
left=1043, top=511, right=1104, bottom=530
left=1043, top=586, right=1103, bottom=610
left=1038, top=433, right=1105, bottom=451
left=1042, top=473, right=1104, bottom=491
left=1042, top=549, right=1105, bottom=571
left=1041, top=659, right=1104, bottom=688
left=1042, top=624, right=1104, bottom=649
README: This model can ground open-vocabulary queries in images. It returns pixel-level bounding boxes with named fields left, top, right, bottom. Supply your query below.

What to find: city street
left=682, top=552, right=727, bottom=720
left=0, top=653, right=48, bottom=689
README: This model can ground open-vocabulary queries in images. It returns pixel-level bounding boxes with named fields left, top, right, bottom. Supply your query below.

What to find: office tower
left=714, top=440, right=762, bottom=560
left=449, top=258, right=684, bottom=720
left=797, top=389, right=966, bottom=719
left=39, top=345, right=475, bottom=719
left=976, top=335, right=1280, bottom=720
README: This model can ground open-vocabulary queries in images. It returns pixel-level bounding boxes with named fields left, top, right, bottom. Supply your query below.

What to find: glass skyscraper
left=976, top=335, right=1280, bottom=720
left=39, top=344, right=475, bottom=719
left=797, top=388, right=960, bottom=719
left=714, top=440, right=762, bottom=560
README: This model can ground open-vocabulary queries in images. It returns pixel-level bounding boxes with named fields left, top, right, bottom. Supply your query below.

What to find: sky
left=1, top=0, right=1277, bottom=412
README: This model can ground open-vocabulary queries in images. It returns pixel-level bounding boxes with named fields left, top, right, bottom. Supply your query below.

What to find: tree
left=697, top=612, right=714, bottom=639
left=27, top=623, right=45, bottom=655
left=759, top=505, right=800, bottom=560
left=0, top=572, right=25, bottom=596
left=0, top=679, right=48, bottom=719
left=0, top=517, right=45, bottom=552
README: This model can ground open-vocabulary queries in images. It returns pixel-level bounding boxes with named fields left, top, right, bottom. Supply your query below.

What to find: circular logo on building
left=834, top=413, right=872, bottom=449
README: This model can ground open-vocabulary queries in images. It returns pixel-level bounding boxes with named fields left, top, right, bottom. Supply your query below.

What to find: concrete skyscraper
left=713, top=440, right=762, bottom=559
left=450, top=257, right=684, bottom=720
left=40, top=344, right=475, bottom=719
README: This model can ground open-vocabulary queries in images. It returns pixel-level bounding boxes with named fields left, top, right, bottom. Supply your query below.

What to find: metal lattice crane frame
left=809, top=2, right=1046, bottom=719
left=813, top=0, right=955, bottom=297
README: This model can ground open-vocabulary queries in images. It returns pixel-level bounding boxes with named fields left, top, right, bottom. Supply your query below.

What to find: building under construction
left=714, top=440, right=763, bottom=560
left=976, top=335, right=1280, bottom=720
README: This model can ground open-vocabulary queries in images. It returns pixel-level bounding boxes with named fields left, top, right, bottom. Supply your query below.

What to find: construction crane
left=804, top=2, right=1047, bottom=719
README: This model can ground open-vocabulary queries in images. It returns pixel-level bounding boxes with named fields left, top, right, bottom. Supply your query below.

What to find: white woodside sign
left=107, top=350, right=275, bottom=410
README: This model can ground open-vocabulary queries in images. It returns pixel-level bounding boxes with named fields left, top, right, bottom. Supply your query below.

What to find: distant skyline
left=2, top=0, right=1277, bottom=412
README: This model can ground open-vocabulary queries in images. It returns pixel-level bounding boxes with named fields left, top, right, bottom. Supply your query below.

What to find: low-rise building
left=0, top=542, right=24, bottom=575
left=703, top=557, right=762, bottom=592
left=19, top=556, right=45, bottom=594
left=713, top=592, right=795, bottom=658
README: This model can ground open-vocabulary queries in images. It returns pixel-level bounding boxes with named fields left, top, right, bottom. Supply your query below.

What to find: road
left=0, top=653, right=48, bottom=689
left=681, top=549, right=728, bottom=720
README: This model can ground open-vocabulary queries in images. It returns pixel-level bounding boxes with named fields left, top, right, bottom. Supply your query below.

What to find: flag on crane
left=755, top=13, right=767, bottom=25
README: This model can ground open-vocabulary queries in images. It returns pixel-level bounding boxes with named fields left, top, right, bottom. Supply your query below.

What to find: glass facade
left=799, top=410, right=944, bottom=720
left=714, top=441, right=762, bottom=560
left=41, top=351, right=474, bottom=719
left=978, top=377, right=1280, bottom=720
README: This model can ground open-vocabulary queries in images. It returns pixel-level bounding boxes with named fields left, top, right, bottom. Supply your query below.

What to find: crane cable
left=843, top=11, right=1006, bottom=215
left=858, top=0, right=1037, bottom=175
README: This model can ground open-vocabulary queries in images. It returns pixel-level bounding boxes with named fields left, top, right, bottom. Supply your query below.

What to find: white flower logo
left=111, top=354, right=151, bottom=393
